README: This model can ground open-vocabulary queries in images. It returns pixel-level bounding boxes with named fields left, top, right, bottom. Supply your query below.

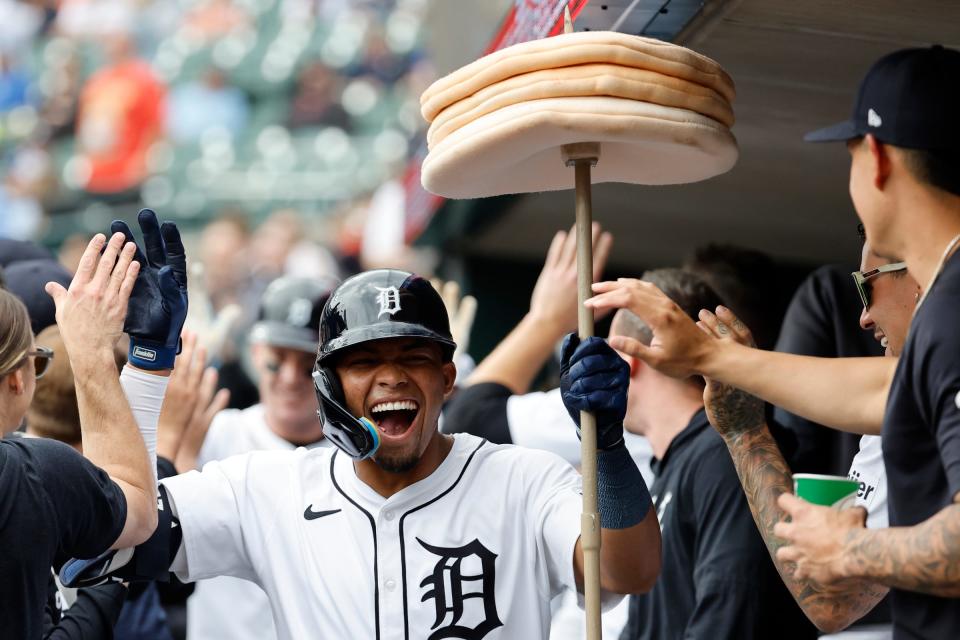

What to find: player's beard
left=372, top=449, right=420, bottom=473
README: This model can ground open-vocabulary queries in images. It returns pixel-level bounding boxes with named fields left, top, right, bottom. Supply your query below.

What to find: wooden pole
left=562, top=7, right=602, bottom=639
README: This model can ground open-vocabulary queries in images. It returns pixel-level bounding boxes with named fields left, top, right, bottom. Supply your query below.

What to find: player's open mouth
left=369, top=399, right=420, bottom=439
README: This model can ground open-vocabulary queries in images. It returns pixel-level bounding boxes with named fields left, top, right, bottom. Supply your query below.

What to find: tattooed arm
left=776, top=494, right=960, bottom=597
left=700, top=312, right=887, bottom=632
left=585, top=281, right=893, bottom=435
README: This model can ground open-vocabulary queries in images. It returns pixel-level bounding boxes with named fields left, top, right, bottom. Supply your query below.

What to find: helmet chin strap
left=313, top=368, right=381, bottom=460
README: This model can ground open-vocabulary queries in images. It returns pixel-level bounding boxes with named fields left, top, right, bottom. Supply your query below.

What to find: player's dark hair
left=900, top=147, right=960, bottom=197
left=611, top=268, right=724, bottom=347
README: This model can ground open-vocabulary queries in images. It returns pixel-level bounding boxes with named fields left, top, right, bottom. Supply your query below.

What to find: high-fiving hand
left=585, top=278, right=713, bottom=379
left=45, top=233, right=140, bottom=365
left=110, top=209, right=188, bottom=370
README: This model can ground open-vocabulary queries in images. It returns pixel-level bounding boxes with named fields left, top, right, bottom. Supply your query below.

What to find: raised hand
left=559, top=334, right=629, bottom=451
left=183, top=262, right=242, bottom=363
left=697, top=306, right=765, bottom=439
left=430, top=278, right=478, bottom=360
left=175, top=364, right=229, bottom=473
left=586, top=278, right=711, bottom=379
left=529, top=224, right=612, bottom=337
left=156, top=331, right=229, bottom=470
left=45, top=233, right=140, bottom=364
left=110, top=209, right=188, bottom=370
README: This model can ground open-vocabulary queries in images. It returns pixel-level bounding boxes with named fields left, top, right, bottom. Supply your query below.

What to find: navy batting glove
left=559, top=333, right=629, bottom=451
left=111, top=209, right=188, bottom=370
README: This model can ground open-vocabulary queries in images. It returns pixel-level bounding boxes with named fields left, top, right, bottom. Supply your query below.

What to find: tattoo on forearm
left=704, top=379, right=764, bottom=439
left=725, top=427, right=887, bottom=630
left=844, top=504, right=960, bottom=597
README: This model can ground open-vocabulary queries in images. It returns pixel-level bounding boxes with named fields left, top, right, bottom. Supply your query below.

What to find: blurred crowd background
left=0, top=0, right=432, bottom=275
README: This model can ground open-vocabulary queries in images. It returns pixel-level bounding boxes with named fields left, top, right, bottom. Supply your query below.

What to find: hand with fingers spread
left=530, top=224, right=613, bottom=337
left=111, top=208, right=188, bottom=370
left=46, top=233, right=141, bottom=366
left=586, top=278, right=713, bottom=379
left=157, top=332, right=205, bottom=460
left=430, top=278, right=478, bottom=359
left=697, top=306, right=765, bottom=439
left=774, top=493, right=867, bottom=585
left=463, top=224, right=611, bottom=394
left=175, top=364, right=229, bottom=473
left=559, top=334, right=629, bottom=451
left=157, top=331, right=230, bottom=470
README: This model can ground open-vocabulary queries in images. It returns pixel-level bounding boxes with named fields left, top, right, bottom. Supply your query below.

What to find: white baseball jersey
left=162, top=433, right=604, bottom=640
left=506, top=388, right=655, bottom=486
left=187, top=404, right=330, bottom=640
left=848, top=434, right=888, bottom=529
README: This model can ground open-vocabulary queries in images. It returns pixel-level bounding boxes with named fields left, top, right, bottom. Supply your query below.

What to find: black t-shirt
left=620, top=410, right=816, bottom=640
left=775, top=264, right=884, bottom=475
left=883, top=251, right=960, bottom=639
left=0, top=437, right=127, bottom=640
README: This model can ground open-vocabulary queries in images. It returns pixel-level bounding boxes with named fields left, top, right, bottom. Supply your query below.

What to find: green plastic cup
left=793, top=473, right=859, bottom=508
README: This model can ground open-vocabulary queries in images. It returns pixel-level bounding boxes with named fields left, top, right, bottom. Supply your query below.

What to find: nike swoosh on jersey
left=303, top=506, right=342, bottom=521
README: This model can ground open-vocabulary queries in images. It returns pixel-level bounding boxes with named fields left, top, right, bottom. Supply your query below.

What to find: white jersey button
left=385, top=578, right=397, bottom=592
left=384, top=510, right=395, bottom=521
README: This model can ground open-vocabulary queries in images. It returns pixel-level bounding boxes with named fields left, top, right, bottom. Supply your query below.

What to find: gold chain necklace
left=915, top=232, right=960, bottom=314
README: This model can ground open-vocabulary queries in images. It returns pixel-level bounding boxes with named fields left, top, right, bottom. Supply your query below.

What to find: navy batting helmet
left=313, top=269, right=456, bottom=459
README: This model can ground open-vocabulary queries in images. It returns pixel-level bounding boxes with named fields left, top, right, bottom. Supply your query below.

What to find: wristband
left=596, top=442, right=652, bottom=529
left=128, top=339, right=179, bottom=371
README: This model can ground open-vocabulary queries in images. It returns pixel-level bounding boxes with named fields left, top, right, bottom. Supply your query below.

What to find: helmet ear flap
left=312, top=367, right=380, bottom=459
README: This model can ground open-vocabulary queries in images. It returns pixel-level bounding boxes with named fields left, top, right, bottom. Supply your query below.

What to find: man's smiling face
left=335, top=337, right=455, bottom=473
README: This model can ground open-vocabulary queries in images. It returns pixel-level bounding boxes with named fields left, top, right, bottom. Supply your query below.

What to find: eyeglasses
left=27, top=347, right=54, bottom=379
left=0, top=346, right=54, bottom=380
left=851, top=262, right=908, bottom=309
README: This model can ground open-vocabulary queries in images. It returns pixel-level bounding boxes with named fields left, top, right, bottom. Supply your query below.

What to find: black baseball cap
left=805, top=45, right=960, bottom=150
left=4, top=259, right=73, bottom=335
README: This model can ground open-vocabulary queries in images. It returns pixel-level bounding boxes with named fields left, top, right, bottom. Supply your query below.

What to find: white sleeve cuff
left=120, top=364, right=169, bottom=486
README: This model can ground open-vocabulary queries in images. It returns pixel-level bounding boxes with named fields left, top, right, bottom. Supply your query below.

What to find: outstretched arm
left=47, top=233, right=158, bottom=549
left=585, top=279, right=894, bottom=435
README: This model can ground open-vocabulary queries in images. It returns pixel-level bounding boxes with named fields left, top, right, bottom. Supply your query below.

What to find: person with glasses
left=0, top=234, right=161, bottom=640
left=1, top=209, right=190, bottom=639
left=583, top=46, right=960, bottom=638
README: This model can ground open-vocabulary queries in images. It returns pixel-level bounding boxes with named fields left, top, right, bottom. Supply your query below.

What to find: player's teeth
left=371, top=400, right=418, bottom=413
left=881, top=336, right=889, bottom=348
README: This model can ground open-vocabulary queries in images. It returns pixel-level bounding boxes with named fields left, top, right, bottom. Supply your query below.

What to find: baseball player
left=186, top=276, right=335, bottom=640
left=69, top=268, right=661, bottom=640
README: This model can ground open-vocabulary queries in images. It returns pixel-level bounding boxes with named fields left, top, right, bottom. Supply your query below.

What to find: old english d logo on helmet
left=313, top=269, right=457, bottom=460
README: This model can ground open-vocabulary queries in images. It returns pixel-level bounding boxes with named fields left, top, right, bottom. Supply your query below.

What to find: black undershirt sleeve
left=24, top=438, right=127, bottom=560
left=442, top=382, right=514, bottom=444
left=44, top=582, right=127, bottom=640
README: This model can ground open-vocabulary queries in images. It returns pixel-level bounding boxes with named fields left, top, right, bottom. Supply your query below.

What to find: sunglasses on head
left=851, top=262, right=908, bottom=309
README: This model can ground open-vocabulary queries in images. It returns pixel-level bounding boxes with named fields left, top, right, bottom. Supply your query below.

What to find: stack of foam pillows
left=420, top=31, right=738, bottom=198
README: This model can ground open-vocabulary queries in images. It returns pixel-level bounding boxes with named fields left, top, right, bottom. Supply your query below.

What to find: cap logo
left=287, top=298, right=313, bottom=327
left=376, top=286, right=402, bottom=317
left=867, top=108, right=882, bottom=128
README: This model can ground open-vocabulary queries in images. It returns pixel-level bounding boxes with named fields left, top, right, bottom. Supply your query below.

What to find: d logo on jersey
left=417, top=538, right=502, bottom=639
